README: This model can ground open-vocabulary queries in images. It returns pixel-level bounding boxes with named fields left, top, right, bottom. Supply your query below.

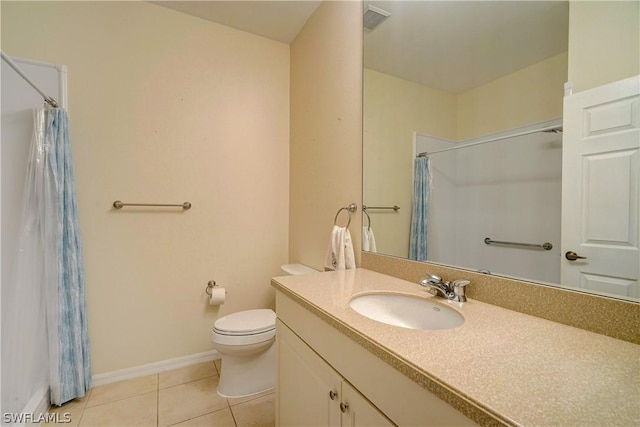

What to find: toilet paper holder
left=205, top=280, right=225, bottom=296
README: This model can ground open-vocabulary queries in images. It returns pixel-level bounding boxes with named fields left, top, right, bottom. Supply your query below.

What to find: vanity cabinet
left=277, top=318, right=394, bottom=426
left=273, top=271, right=640, bottom=426
left=274, top=289, right=475, bottom=426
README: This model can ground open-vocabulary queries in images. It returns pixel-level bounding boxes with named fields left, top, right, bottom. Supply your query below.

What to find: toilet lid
left=213, top=309, right=276, bottom=335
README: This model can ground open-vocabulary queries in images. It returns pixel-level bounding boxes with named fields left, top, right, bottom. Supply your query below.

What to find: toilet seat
left=213, top=309, right=276, bottom=336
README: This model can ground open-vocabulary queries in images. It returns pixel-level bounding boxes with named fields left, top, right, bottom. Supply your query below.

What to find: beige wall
left=289, top=1, right=363, bottom=271
left=2, top=1, right=290, bottom=374
left=568, top=1, right=640, bottom=93
left=457, top=52, right=567, bottom=140
left=363, top=69, right=456, bottom=258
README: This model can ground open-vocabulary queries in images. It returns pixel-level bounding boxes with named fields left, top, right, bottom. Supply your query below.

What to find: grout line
left=76, top=407, right=85, bottom=427
left=227, top=389, right=276, bottom=408
left=164, top=408, right=233, bottom=427
left=156, top=373, right=160, bottom=427
left=158, top=372, right=218, bottom=392
left=228, top=402, right=239, bottom=427
left=75, top=386, right=93, bottom=427
left=84, top=390, right=157, bottom=410
left=224, top=388, right=237, bottom=426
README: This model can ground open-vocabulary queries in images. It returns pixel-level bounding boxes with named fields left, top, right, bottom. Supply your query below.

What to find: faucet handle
left=451, top=280, right=470, bottom=302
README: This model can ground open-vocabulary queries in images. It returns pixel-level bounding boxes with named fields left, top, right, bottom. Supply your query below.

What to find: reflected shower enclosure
left=414, top=126, right=563, bottom=284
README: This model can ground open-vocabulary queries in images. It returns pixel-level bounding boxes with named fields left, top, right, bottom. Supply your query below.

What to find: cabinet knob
left=329, top=390, right=338, bottom=400
left=340, top=402, right=349, bottom=413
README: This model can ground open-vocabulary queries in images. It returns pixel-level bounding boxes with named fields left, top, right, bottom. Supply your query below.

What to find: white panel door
left=561, top=76, right=640, bottom=299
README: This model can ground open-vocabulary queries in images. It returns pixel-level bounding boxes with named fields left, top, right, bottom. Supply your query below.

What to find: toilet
left=280, top=263, right=318, bottom=275
left=210, top=263, right=317, bottom=398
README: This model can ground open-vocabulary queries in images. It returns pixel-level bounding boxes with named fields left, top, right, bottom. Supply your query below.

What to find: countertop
left=271, top=268, right=640, bottom=426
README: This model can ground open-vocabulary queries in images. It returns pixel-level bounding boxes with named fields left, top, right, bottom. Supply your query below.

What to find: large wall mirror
left=363, top=1, right=639, bottom=302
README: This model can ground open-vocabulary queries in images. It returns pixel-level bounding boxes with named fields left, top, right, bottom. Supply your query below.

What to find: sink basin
left=349, top=293, right=464, bottom=330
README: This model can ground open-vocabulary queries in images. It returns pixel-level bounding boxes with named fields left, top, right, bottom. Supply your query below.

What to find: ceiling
left=365, top=1, right=569, bottom=93
left=149, top=1, right=569, bottom=93
left=150, top=1, right=321, bottom=44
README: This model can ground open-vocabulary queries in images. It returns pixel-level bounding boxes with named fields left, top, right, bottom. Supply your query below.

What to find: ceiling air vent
left=363, top=5, right=391, bottom=31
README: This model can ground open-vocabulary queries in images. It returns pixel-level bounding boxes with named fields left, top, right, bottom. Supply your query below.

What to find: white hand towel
left=362, top=227, right=377, bottom=253
left=324, top=225, right=356, bottom=271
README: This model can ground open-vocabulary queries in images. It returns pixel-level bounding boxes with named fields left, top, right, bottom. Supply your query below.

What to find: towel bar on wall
left=112, top=200, right=192, bottom=210
left=363, top=205, right=400, bottom=211
left=484, top=237, right=552, bottom=250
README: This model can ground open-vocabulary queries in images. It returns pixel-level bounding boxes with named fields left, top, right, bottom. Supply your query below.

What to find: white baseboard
left=32, top=387, right=50, bottom=416
left=91, top=350, right=220, bottom=388
left=23, top=385, right=49, bottom=415
left=9, top=386, right=51, bottom=426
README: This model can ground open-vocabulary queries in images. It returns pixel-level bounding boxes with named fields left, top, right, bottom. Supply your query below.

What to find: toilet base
left=216, top=339, right=276, bottom=398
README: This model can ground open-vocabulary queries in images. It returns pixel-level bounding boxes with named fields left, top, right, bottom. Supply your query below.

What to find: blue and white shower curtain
left=33, top=107, right=91, bottom=405
left=409, top=156, right=431, bottom=261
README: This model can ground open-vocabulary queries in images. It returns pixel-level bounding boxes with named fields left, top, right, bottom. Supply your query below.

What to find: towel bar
left=363, top=205, right=400, bottom=211
left=113, top=200, right=191, bottom=210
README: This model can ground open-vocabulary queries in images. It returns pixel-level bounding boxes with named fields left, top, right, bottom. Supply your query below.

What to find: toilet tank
left=281, top=264, right=318, bottom=275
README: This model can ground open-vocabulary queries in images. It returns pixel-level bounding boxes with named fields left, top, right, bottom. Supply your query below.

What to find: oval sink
left=349, top=293, right=464, bottom=330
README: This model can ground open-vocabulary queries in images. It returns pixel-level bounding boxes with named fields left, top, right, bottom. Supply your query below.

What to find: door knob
left=340, top=402, right=349, bottom=413
left=329, top=390, right=338, bottom=400
left=565, top=251, right=587, bottom=261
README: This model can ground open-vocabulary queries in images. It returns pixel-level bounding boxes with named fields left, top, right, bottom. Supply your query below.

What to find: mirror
left=363, top=1, right=639, bottom=302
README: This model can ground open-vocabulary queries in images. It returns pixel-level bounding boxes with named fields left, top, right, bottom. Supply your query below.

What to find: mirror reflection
left=363, top=1, right=639, bottom=302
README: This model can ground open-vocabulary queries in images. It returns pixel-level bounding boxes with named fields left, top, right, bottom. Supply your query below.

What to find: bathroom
left=1, top=1, right=638, bottom=426
left=2, top=1, right=359, bottom=424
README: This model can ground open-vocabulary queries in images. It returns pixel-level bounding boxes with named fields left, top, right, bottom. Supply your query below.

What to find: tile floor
left=46, top=360, right=275, bottom=427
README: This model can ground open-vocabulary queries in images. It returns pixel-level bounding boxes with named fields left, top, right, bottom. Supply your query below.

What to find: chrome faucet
left=419, top=274, right=470, bottom=302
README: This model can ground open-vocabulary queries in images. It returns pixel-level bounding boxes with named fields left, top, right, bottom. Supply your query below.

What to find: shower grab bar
left=363, top=205, right=400, bottom=211
left=484, top=237, right=552, bottom=251
left=113, top=200, right=192, bottom=210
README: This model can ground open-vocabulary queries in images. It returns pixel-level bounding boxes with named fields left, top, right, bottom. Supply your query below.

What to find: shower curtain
left=11, top=106, right=91, bottom=406
left=409, top=156, right=431, bottom=261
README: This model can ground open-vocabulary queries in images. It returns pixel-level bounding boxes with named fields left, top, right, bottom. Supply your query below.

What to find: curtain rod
left=1, top=50, right=59, bottom=108
left=417, top=124, right=563, bottom=157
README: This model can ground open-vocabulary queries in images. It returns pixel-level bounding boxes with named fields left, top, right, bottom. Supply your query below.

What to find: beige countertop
left=271, top=268, right=640, bottom=427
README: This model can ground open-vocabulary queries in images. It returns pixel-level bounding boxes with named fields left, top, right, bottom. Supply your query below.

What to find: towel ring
left=334, top=203, right=358, bottom=228
left=363, top=209, right=371, bottom=230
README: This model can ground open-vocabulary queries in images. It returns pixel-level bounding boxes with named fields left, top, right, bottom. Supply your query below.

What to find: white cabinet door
left=277, top=320, right=395, bottom=427
left=340, top=381, right=394, bottom=427
left=277, top=320, right=341, bottom=426
left=561, top=76, right=640, bottom=298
